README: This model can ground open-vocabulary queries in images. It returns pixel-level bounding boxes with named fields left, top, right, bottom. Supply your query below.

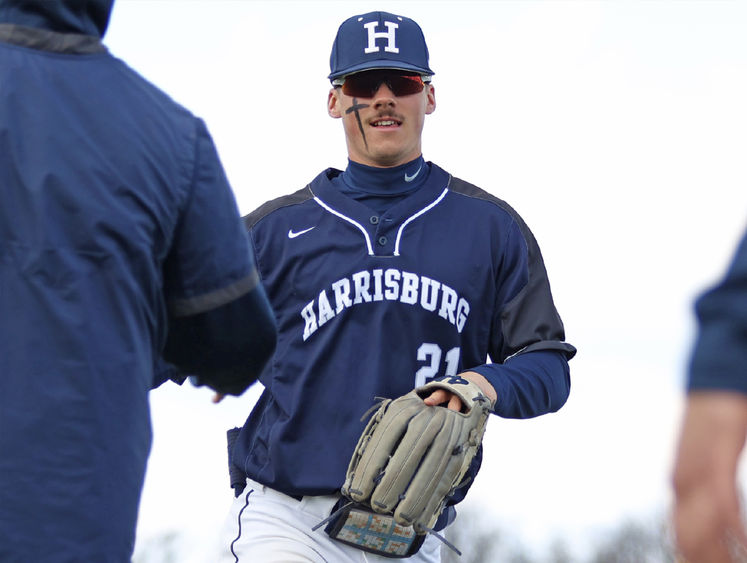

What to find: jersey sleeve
left=162, top=118, right=257, bottom=316
left=495, top=215, right=575, bottom=360
left=688, top=230, right=747, bottom=393
left=472, top=209, right=575, bottom=418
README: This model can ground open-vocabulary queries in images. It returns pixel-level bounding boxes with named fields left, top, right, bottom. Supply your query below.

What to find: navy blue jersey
left=689, top=229, right=747, bottom=393
left=0, top=4, right=275, bottom=560
left=233, top=163, right=575, bottom=503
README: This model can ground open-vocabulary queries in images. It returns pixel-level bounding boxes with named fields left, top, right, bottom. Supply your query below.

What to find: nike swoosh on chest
left=287, top=226, right=316, bottom=238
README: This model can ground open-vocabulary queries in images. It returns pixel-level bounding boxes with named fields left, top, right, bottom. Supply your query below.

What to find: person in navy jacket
left=674, top=230, right=747, bottom=562
left=0, top=1, right=277, bottom=561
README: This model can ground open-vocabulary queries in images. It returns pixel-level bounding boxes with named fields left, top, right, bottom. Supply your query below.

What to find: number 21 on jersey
left=414, top=343, right=461, bottom=387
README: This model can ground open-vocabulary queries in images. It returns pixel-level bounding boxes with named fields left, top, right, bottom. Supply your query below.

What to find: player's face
left=328, top=71, right=436, bottom=168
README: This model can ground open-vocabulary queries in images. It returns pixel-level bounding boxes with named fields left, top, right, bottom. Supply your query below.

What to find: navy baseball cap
left=328, top=11, right=434, bottom=81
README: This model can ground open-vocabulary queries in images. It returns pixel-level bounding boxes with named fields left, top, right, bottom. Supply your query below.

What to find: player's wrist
left=460, top=371, right=497, bottom=404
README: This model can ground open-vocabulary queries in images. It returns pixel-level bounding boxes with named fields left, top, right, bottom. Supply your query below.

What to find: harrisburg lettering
left=301, top=268, right=470, bottom=341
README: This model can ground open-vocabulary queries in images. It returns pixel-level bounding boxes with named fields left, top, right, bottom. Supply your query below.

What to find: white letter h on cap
left=363, top=21, right=399, bottom=54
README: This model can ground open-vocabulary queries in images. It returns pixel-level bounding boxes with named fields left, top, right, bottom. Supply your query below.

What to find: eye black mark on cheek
left=346, top=98, right=370, bottom=150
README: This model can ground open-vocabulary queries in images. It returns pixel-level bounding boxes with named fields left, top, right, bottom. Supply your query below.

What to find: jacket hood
left=0, top=0, right=114, bottom=37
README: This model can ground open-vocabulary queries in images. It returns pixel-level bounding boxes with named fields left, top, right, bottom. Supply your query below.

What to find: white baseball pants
left=217, top=478, right=444, bottom=563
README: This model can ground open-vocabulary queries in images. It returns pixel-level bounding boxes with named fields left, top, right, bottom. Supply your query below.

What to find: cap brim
left=328, top=60, right=434, bottom=81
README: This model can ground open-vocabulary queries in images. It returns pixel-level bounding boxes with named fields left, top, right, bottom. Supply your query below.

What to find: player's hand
left=212, top=393, right=225, bottom=403
left=422, top=371, right=497, bottom=411
left=422, top=388, right=462, bottom=410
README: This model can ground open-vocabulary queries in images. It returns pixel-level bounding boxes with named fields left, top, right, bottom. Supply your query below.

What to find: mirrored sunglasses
left=333, top=70, right=430, bottom=98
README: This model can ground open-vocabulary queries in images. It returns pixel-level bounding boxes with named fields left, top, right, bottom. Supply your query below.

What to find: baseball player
left=220, top=11, right=576, bottom=562
left=0, top=0, right=276, bottom=561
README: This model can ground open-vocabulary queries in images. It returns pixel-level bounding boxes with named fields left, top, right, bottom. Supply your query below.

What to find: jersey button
left=378, top=236, right=387, bottom=246
left=369, top=215, right=379, bottom=225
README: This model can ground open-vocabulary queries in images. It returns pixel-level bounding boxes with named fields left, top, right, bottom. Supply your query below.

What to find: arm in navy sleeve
left=470, top=349, right=570, bottom=418
left=472, top=212, right=574, bottom=418
left=672, top=230, right=747, bottom=561
left=160, top=118, right=277, bottom=396
left=151, top=357, right=185, bottom=389
left=153, top=285, right=277, bottom=393
left=163, top=283, right=277, bottom=396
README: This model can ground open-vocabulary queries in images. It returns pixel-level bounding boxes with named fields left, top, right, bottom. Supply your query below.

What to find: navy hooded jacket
left=0, top=1, right=276, bottom=560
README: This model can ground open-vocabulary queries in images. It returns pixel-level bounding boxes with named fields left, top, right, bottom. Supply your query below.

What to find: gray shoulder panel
left=448, top=176, right=524, bottom=223
left=450, top=176, right=576, bottom=359
left=243, top=186, right=314, bottom=230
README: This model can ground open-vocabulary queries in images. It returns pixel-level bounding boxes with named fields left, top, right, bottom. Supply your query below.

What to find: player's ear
left=425, top=84, right=436, bottom=115
left=328, top=89, right=343, bottom=119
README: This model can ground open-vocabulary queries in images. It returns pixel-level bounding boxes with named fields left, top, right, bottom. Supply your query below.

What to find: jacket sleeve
left=160, top=118, right=277, bottom=395
left=688, top=230, right=747, bottom=394
left=163, top=283, right=277, bottom=395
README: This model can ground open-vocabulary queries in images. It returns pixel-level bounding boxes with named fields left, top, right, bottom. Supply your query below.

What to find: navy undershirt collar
left=340, top=156, right=427, bottom=196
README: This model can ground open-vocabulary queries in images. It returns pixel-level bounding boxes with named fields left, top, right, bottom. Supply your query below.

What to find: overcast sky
left=105, top=1, right=747, bottom=560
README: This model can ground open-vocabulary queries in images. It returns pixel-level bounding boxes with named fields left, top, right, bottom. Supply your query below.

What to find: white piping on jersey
left=312, top=187, right=449, bottom=257
left=313, top=196, right=374, bottom=255
left=505, top=345, right=528, bottom=361
left=393, top=187, right=449, bottom=256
